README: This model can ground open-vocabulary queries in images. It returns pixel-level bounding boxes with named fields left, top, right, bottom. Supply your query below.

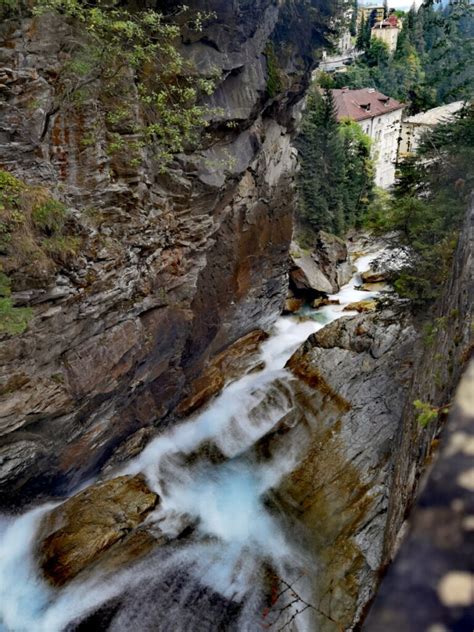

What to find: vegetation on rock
left=0, top=169, right=81, bottom=335
left=5, top=0, right=218, bottom=171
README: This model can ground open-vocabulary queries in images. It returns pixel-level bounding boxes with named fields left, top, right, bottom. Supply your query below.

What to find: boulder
left=312, top=297, right=340, bottom=309
left=360, top=282, right=390, bottom=292
left=37, top=475, right=159, bottom=586
left=283, top=297, right=303, bottom=313
left=289, top=231, right=353, bottom=297
left=290, top=247, right=335, bottom=294
left=343, top=300, right=377, bottom=313
left=361, top=270, right=388, bottom=284
left=256, top=308, right=419, bottom=630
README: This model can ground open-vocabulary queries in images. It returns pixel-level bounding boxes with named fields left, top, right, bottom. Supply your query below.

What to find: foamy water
left=0, top=250, right=385, bottom=632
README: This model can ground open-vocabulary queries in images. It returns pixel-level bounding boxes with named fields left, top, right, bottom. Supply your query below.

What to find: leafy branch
left=32, top=0, right=219, bottom=170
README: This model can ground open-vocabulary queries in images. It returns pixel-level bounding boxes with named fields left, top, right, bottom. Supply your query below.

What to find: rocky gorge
left=0, top=0, right=339, bottom=505
left=0, top=1, right=472, bottom=632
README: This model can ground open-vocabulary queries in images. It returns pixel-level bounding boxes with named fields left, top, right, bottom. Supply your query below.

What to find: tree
left=349, top=0, right=358, bottom=37
left=385, top=104, right=474, bottom=305
left=296, top=90, right=375, bottom=236
left=339, top=119, right=374, bottom=228
left=296, top=89, right=345, bottom=234
left=356, top=14, right=371, bottom=51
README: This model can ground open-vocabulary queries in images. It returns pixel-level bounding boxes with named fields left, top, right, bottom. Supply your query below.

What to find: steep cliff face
left=0, top=0, right=337, bottom=506
left=273, top=201, right=473, bottom=630
left=381, top=197, right=473, bottom=563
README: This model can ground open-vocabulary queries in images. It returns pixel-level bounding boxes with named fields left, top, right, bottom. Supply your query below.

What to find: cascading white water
left=0, top=251, right=384, bottom=632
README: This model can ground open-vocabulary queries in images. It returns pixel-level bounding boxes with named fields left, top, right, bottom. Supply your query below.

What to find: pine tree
left=350, top=0, right=358, bottom=36
left=296, top=89, right=346, bottom=234
left=356, top=13, right=371, bottom=51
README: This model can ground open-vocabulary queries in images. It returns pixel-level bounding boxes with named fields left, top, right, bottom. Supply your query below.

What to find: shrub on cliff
left=0, top=169, right=82, bottom=335
left=4, top=1, right=217, bottom=171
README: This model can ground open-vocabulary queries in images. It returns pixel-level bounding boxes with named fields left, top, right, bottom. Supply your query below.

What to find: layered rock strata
left=0, top=0, right=337, bottom=506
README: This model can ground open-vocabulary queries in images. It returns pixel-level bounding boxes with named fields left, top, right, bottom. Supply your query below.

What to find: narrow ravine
left=0, top=250, right=384, bottom=632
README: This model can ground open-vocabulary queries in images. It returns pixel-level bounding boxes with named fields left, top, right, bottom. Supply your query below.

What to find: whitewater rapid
left=0, top=251, right=383, bottom=632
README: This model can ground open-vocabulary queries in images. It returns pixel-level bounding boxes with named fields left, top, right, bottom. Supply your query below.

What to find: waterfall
left=0, top=251, right=384, bottom=632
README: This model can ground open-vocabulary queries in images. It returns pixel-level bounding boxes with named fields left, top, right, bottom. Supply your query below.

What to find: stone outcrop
left=289, top=230, right=353, bottom=297
left=380, top=197, right=474, bottom=572
left=260, top=308, right=419, bottom=631
left=38, top=475, right=159, bottom=586
left=273, top=200, right=473, bottom=631
left=364, top=360, right=474, bottom=632
left=0, top=1, right=337, bottom=506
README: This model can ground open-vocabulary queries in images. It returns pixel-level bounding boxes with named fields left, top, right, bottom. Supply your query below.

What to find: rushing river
left=0, top=252, right=383, bottom=632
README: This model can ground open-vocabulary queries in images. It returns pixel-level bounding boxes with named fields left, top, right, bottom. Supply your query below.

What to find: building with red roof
left=371, top=15, right=401, bottom=53
left=332, top=87, right=405, bottom=188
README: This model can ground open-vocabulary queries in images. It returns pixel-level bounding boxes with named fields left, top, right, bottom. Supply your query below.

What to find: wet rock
left=264, top=308, right=419, bottom=630
left=343, top=299, right=377, bottom=313
left=360, top=282, right=390, bottom=292
left=176, top=329, right=268, bottom=417
left=361, top=270, right=388, bottom=284
left=283, top=298, right=303, bottom=314
left=38, top=475, right=159, bottom=586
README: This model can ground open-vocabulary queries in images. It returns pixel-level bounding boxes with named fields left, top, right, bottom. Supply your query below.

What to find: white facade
left=371, top=24, right=399, bottom=53
left=399, top=101, right=465, bottom=157
left=358, top=109, right=404, bottom=189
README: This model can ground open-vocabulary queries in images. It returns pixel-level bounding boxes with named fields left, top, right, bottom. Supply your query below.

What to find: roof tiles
left=331, top=88, right=404, bottom=122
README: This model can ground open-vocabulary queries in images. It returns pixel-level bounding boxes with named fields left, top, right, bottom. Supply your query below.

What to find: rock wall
left=276, top=199, right=473, bottom=630
left=381, top=196, right=474, bottom=566
left=273, top=307, right=418, bottom=631
left=0, top=0, right=337, bottom=506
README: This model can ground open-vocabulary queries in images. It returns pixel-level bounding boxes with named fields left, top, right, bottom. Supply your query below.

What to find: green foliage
left=0, top=170, right=24, bottom=211
left=0, top=273, right=32, bottom=335
left=31, top=0, right=217, bottom=170
left=384, top=104, right=473, bottom=306
left=296, top=89, right=374, bottom=235
left=32, top=199, right=66, bottom=233
left=265, top=43, right=283, bottom=98
left=0, top=298, right=32, bottom=336
left=413, top=399, right=438, bottom=428
left=338, top=118, right=374, bottom=228
left=337, top=1, right=473, bottom=114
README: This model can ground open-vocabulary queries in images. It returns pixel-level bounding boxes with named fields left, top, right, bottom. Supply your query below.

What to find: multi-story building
left=358, top=5, right=385, bottom=27
left=371, top=15, right=401, bottom=53
left=332, top=87, right=405, bottom=188
left=399, top=101, right=465, bottom=157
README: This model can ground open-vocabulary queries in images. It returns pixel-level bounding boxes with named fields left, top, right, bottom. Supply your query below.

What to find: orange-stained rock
left=312, top=297, right=340, bottom=309
left=38, top=475, right=158, bottom=586
left=360, top=282, right=389, bottom=292
left=283, top=298, right=303, bottom=313
left=176, top=329, right=268, bottom=416
left=361, top=270, right=387, bottom=284
left=343, top=300, right=377, bottom=313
